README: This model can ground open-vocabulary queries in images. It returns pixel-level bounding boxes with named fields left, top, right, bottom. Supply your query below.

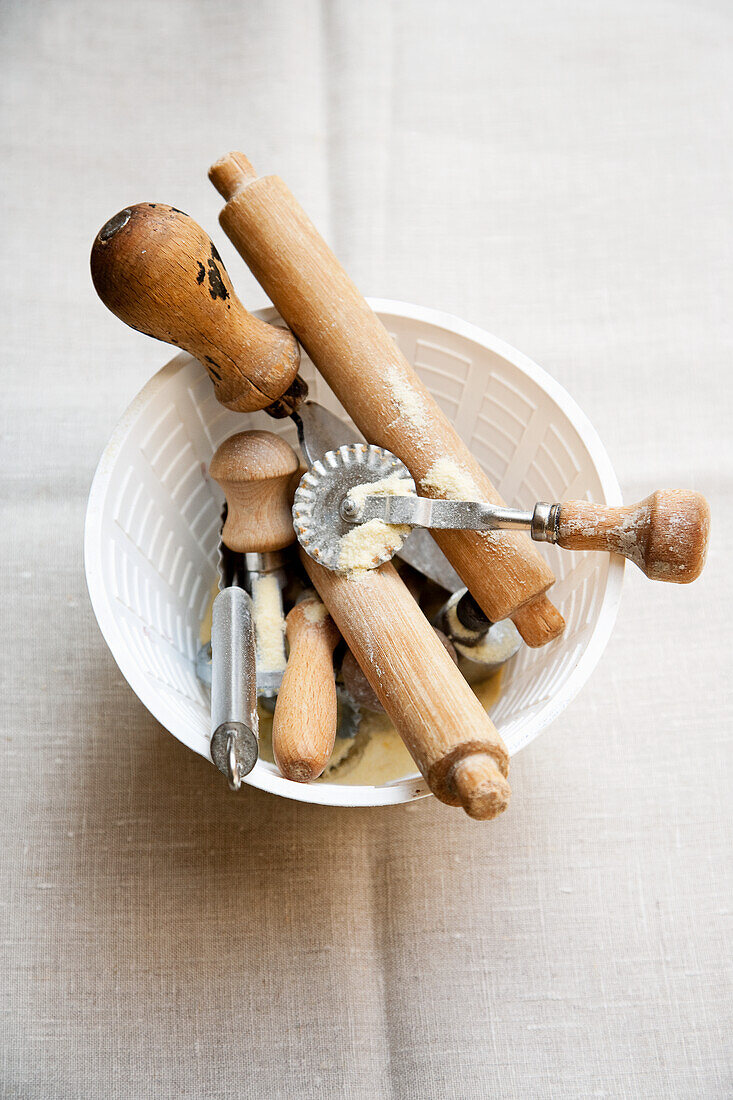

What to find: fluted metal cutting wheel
left=292, top=443, right=415, bottom=572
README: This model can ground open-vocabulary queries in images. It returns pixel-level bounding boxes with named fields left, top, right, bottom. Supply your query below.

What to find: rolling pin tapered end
left=209, top=152, right=258, bottom=201
left=449, top=754, right=512, bottom=821
left=512, top=593, right=565, bottom=647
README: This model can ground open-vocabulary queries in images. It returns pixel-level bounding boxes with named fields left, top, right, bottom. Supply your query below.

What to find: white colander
left=84, top=300, right=624, bottom=808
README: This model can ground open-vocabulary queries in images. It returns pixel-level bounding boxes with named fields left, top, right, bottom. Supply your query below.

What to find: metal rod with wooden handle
left=90, top=203, right=302, bottom=413
left=273, top=596, right=341, bottom=782
left=208, top=152, right=564, bottom=648
left=302, top=553, right=511, bottom=820
left=209, top=430, right=299, bottom=691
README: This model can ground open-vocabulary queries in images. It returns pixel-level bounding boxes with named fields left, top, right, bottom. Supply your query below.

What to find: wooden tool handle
left=209, top=430, right=300, bottom=552
left=557, top=490, right=710, bottom=582
left=301, top=552, right=511, bottom=820
left=90, top=203, right=301, bottom=412
left=272, top=596, right=341, bottom=782
left=209, top=153, right=564, bottom=647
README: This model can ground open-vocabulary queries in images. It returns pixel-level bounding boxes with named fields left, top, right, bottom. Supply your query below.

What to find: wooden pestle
left=90, top=203, right=301, bottom=412
left=302, top=553, right=511, bottom=820
left=273, top=597, right=341, bottom=782
left=208, top=152, right=564, bottom=648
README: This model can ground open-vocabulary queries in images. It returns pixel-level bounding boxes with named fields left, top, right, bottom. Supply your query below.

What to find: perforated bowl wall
left=85, top=300, right=623, bottom=808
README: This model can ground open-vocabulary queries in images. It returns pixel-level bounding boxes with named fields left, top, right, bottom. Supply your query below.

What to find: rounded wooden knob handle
left=209, top=430, right=300, bottom=553
left=272, top=596, right=341, bottom=782
left=90, top=203, right=301, bottom=412
left=557, top=490, right=710, bottom=582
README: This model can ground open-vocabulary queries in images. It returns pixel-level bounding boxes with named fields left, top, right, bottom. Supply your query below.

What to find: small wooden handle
left=90, top=203, right=301, bottom=412
left=301, top=551, right=511, bottom=820
left=209, top=153, right=564, bottom=648
left=209, top=430, right=300, bottom=553
left=272, top=596, right=341, bottom=782
left=557, top=490, right=710, bottom=582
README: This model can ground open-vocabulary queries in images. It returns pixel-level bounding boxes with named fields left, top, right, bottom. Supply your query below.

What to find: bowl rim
left=85, top=299, right=624, bottom=809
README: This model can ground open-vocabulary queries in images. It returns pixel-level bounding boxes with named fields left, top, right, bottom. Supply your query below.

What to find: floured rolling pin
left=91, top=203, right=513, bottom=818
left=302, top=553, right=510, bottom=820
left=208, top=152, right=564, bottom=648
left=294, top=422, right=510, bottom=819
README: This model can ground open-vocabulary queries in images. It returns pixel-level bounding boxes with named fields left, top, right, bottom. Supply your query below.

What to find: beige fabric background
left=1, top=1, right=731, bottom=1096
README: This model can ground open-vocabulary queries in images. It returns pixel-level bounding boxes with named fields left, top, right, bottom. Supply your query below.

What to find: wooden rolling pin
left=91, top=203, right=302, bottom=413
left=273, top=596, right=341, bottom=782
left=208, top=152, right=564, bottom=648
left=302, top=553, right=511, bottom=820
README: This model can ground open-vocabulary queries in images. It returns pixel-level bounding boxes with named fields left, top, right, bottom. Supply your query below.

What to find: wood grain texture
left=301, top=551, right=511, bottom=820
left=557, top=490, right=710, bottom=582
left=90, top=203, right=301, bottom=412
left=272, top=596, right=341, bottom=782
left=209, top=154, right=564, bottom=647
left=341, top=626, right=457, bottom=712
left=209, top=430, right=300, bottom=553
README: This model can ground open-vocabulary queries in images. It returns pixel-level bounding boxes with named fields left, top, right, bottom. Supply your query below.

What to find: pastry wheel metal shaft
left=341, top=493, right=559, bottom=541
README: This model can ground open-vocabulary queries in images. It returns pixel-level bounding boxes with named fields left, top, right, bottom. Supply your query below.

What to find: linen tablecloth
left=1, top=1, right=731, bottom=1095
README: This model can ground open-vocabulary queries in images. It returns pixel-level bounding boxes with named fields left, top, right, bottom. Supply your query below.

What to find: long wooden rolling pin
left=302, top=554, right=510, bottom=820
left=209, top=152, right=564, bottom=648
left=91, top=209, right=511, bottom=818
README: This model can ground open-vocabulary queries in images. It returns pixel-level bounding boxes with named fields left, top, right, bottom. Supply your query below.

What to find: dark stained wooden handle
left=557, top=490, right=710, bottom=582
left=90, top=203, right=300, bottom=412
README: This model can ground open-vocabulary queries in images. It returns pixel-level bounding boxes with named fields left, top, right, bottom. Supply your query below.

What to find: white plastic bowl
left=85, top=300, right=623, bottom=807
